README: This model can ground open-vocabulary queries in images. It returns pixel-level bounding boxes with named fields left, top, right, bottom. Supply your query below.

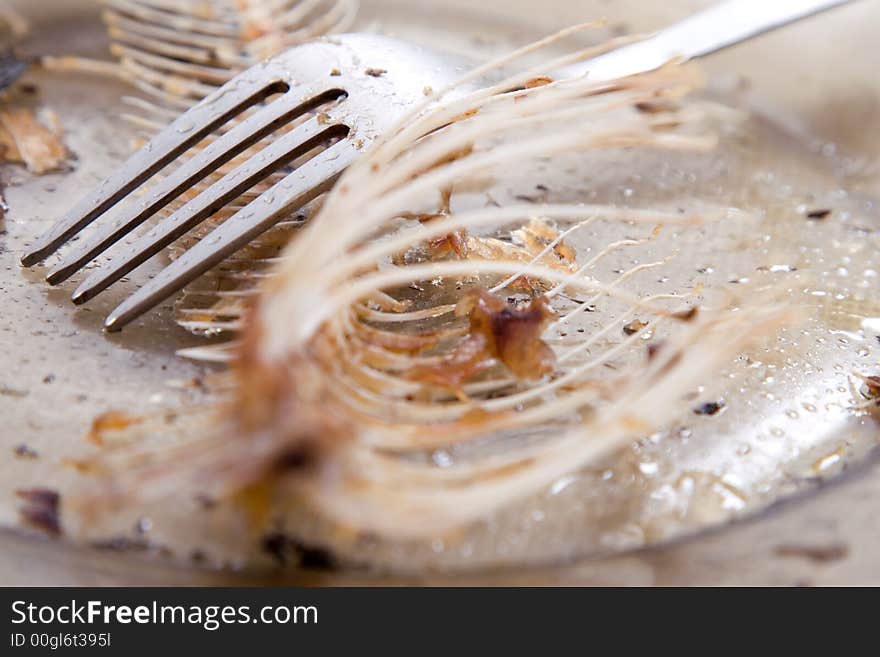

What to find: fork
left=20, top=0, right=857, bottom=331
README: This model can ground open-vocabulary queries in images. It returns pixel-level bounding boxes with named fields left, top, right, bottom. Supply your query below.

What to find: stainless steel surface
left=20, top=0, right=858, bottom=330
left=2, top=0, right=880, bottom=584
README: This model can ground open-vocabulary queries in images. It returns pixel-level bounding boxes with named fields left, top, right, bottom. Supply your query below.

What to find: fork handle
left=563, top=0, right=861, bottom=82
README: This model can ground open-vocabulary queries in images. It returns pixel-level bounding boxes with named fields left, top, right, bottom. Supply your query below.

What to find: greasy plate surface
left=1, top=0, right=880, bottom=583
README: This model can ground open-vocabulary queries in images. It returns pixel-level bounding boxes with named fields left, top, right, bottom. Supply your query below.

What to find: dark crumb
left=16, top=488, right=59, bottom=507
left=693, top=400, right=725, bottom=416
left=190, top=549, right=208, bottom=564
left=16, top=488, right=61, bottom=536
left=91, top=537, right=151, bottom=552
left=42, top=373, right=55, bottom=384
left=634, top=100, right=675, bottom=114
left=271, top=441, right=319, bottom=473
left=261, top=533, right=287, bottom=565
left=647, top=341, right=665, bottom=361
left=13, top=443, right=38, bottom=459
left=329, top=68, right=341, bottom=76
left=775, top=543, right=848, bottom=563
left=364, top=67, right=387, bottom=77
left=805, top=208, right=831, bottom=220
left=18, top=82, right=38, bottom=95
left=261, top=532, right=337, bottom=570
left=623, top=319, right=647, bottom=335
left=194, top=493, right=218, bottom=510
left=536, top=184, right=549, bottom=192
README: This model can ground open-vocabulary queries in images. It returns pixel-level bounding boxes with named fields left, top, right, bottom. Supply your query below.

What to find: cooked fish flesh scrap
left=0, top=106, right=69, bottom=174
left=0, top=3, right=69, bottom=174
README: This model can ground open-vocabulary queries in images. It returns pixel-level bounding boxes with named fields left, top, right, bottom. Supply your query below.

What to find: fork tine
left=45, top=86, right=344, bottom=285
left=103, top=141, right=359, bottom=331
left=71, top=115, right=348, bottom=304
left=20, top=74, right=286, bottom=267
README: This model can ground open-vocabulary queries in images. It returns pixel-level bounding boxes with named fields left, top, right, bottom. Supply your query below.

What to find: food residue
left=87, top=411, right=141, bottom=445
left=0, top=106, right=69, bottom=174
left=13, top=443, right=38, bottom=459
left=693, top=400, right=725, bottom=416
left=623, top=319, right=648, bottom=335
left=261, top=532, right=336, bottom=569
left=409, top=289, right=556, bottom=390
left=16, top=488, right=61, bottom=536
